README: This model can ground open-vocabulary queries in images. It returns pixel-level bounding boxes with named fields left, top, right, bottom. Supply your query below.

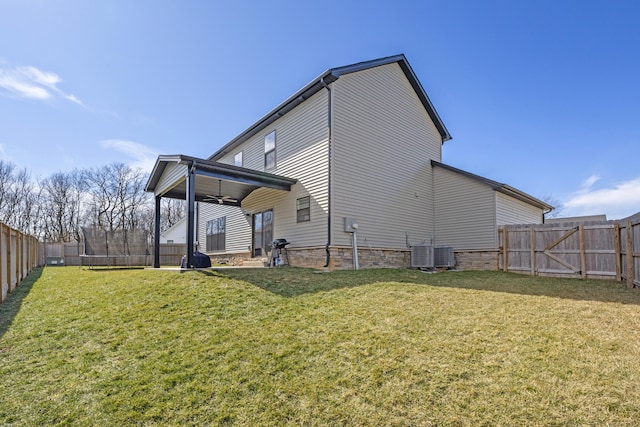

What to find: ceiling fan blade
left=203, top=191, right=237, bottom=205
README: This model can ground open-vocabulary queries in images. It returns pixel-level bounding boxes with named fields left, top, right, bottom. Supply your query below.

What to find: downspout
left=321, top=76, right=332, bottom=268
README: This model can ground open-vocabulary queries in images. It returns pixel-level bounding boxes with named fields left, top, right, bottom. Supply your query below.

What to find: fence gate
left=537, top=226, right=582, bottom=276
left=501, top=221, right=627, bottom=283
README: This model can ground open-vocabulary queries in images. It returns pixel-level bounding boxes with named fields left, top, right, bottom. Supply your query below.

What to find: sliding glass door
left=252, top=210, right=273, bottom=257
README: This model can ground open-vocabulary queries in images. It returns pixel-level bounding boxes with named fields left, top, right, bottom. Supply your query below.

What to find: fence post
left=614, top=223, right=622, bottom=281
left=19, top=232, right=23, bottom=282
left=503, top=226, right=509, bottom=272
left=627, top=220, right=634, bottom=289
left=530, top=225, right=536, bottom=276
left=579, top=224, right=587, bottom=279
left=0, top=223, right=4, bottom=303
left=7, top=228, right=12, bottom=292
left=4, top=225, right=8, bottom=298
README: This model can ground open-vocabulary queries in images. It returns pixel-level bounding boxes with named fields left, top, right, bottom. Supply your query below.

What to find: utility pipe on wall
left=351, top=223, right=359, bottom=270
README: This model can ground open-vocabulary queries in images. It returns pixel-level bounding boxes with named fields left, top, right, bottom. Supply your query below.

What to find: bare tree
left=84, top=162, right=153, bottom=232
left=11, top=168, right=40, bottom=235
left=84, top=164, right=119, bottom=230
left=0, top=159, right=180, bottom=246
left=39, top=171, right=83, bottom=242
left=0, top=161, right=41, bottom=235
left=0, top=160, right=17, bottom=225
left=540, top=195, right=563, bottom=219
left=161, top=198, right=185, bottom=232
left=115, top=163, right=147, bottom=230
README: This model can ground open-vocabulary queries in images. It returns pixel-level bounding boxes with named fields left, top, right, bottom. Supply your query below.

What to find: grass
left=1, top=267, right=640, bottom=426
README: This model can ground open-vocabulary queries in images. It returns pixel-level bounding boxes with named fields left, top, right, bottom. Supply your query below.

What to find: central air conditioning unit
left=434, top=246, right=455, bottom=268
left=411, top=244, right=434, bottom=268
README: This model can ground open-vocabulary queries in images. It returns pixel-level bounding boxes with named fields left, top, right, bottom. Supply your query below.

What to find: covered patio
left=145, top=155, right=297, bottom=268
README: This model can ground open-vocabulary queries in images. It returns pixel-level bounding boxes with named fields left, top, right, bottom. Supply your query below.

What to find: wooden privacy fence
left=42, top=242, right=186, bottom=267
left=1, top=222, right=42, bottom=303
left=500, top=218, right=639, bottom=288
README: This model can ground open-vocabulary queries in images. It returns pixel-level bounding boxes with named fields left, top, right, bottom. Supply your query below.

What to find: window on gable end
left=264, top=131, right=276, bottom=170
left=296, top=196, right=310, bottom=223
left=234, top=151, right=243, bottom=167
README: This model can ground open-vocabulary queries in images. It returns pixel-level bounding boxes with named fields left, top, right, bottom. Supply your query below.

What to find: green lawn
left=1, top=267, right=640, bottom=426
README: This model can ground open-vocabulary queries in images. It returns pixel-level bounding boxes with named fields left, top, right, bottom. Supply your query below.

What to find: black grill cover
left=180, top=251, right=212, bottom=268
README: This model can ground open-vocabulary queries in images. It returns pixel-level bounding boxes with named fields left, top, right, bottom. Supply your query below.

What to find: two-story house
left=145, top=54, right=551, bottom=269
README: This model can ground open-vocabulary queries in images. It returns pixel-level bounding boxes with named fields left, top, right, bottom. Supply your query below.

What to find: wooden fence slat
left=503, top=227, right=509, bottom=272
left=530, top=225, right=535, bottom=275
left=586, top=270, right=617, bottom=276
left=1, top=223, right=5, bottom=303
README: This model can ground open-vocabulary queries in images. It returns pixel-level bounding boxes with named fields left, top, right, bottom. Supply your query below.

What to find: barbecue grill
left=269, top=239, right=290, bottom=267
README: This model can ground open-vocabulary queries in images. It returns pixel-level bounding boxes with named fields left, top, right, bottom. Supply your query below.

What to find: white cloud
left=0, top=63, right=84, bottom=106
left=64, top=93, right=83, bottom=105
left=562, top=176, right=640, bottom=220
left=100, top=139, right=158, bottom=172
left=19, top=66, right=61, bottom=87
left=581, top=174, right=600, bottom=191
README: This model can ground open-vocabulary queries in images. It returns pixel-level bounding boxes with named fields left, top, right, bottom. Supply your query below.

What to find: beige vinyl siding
left=212, top=90, right=329, bottom=250
left=331, top=62, right=443, bottom=249
left=197, top=202, right=251, bottom=254
left=155, top=163, right=186, bottom=196
left=433, top=166, right=498, bottom=250
left=496, top=192, right=543, bottom=225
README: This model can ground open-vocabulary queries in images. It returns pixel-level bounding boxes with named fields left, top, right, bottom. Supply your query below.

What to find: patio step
left=241, top=259, right=268, bottom=267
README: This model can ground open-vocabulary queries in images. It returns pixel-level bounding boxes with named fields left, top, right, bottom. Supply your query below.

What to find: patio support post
left=154, top=195, right=161, bottom=268
left=186, top=165, right=196, bottom=268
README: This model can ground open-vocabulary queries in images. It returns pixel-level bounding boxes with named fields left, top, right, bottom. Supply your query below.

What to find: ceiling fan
left=204, top=180, right=238, bottom=204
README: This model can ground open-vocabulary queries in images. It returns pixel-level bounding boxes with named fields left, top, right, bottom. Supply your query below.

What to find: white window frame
left=234, top=151, right=243, bottom=167
left=296, top=196, right=311, bottom=223
left=264, top=131, right=276, bottom=170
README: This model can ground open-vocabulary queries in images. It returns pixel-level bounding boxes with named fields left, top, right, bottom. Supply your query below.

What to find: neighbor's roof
left=209, top=54, right=451, bottom=162
left=432, top=161, right=553, bottom=211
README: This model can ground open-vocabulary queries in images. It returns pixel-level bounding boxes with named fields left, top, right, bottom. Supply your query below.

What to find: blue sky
left=1, top=0, right=639, bottom=219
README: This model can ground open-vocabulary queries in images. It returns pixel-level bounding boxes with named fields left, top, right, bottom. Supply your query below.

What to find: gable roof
left=209, top=54, right=451, bottom=162
left=160, top=216, right=185, bottom=237
left=432, top=161, right=553, bottom=211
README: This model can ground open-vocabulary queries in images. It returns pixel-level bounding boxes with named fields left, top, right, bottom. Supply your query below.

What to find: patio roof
left=145, top=154, right=297, bottom=206
left=145, top=154, right=297, bottom=269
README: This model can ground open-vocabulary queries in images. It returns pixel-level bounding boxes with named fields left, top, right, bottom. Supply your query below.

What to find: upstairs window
left=234, top=151, right=243, bottom=167
left=296, top=196, right=310, bottom=223
left=264, top=131, right=276, bottom=170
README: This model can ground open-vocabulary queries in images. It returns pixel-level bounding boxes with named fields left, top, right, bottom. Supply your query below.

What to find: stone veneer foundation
left=453, top=249, right=500, bottom=271
left=288, top=246, right=411, bottom=270
left=207, top=246, right=500, bottom=271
